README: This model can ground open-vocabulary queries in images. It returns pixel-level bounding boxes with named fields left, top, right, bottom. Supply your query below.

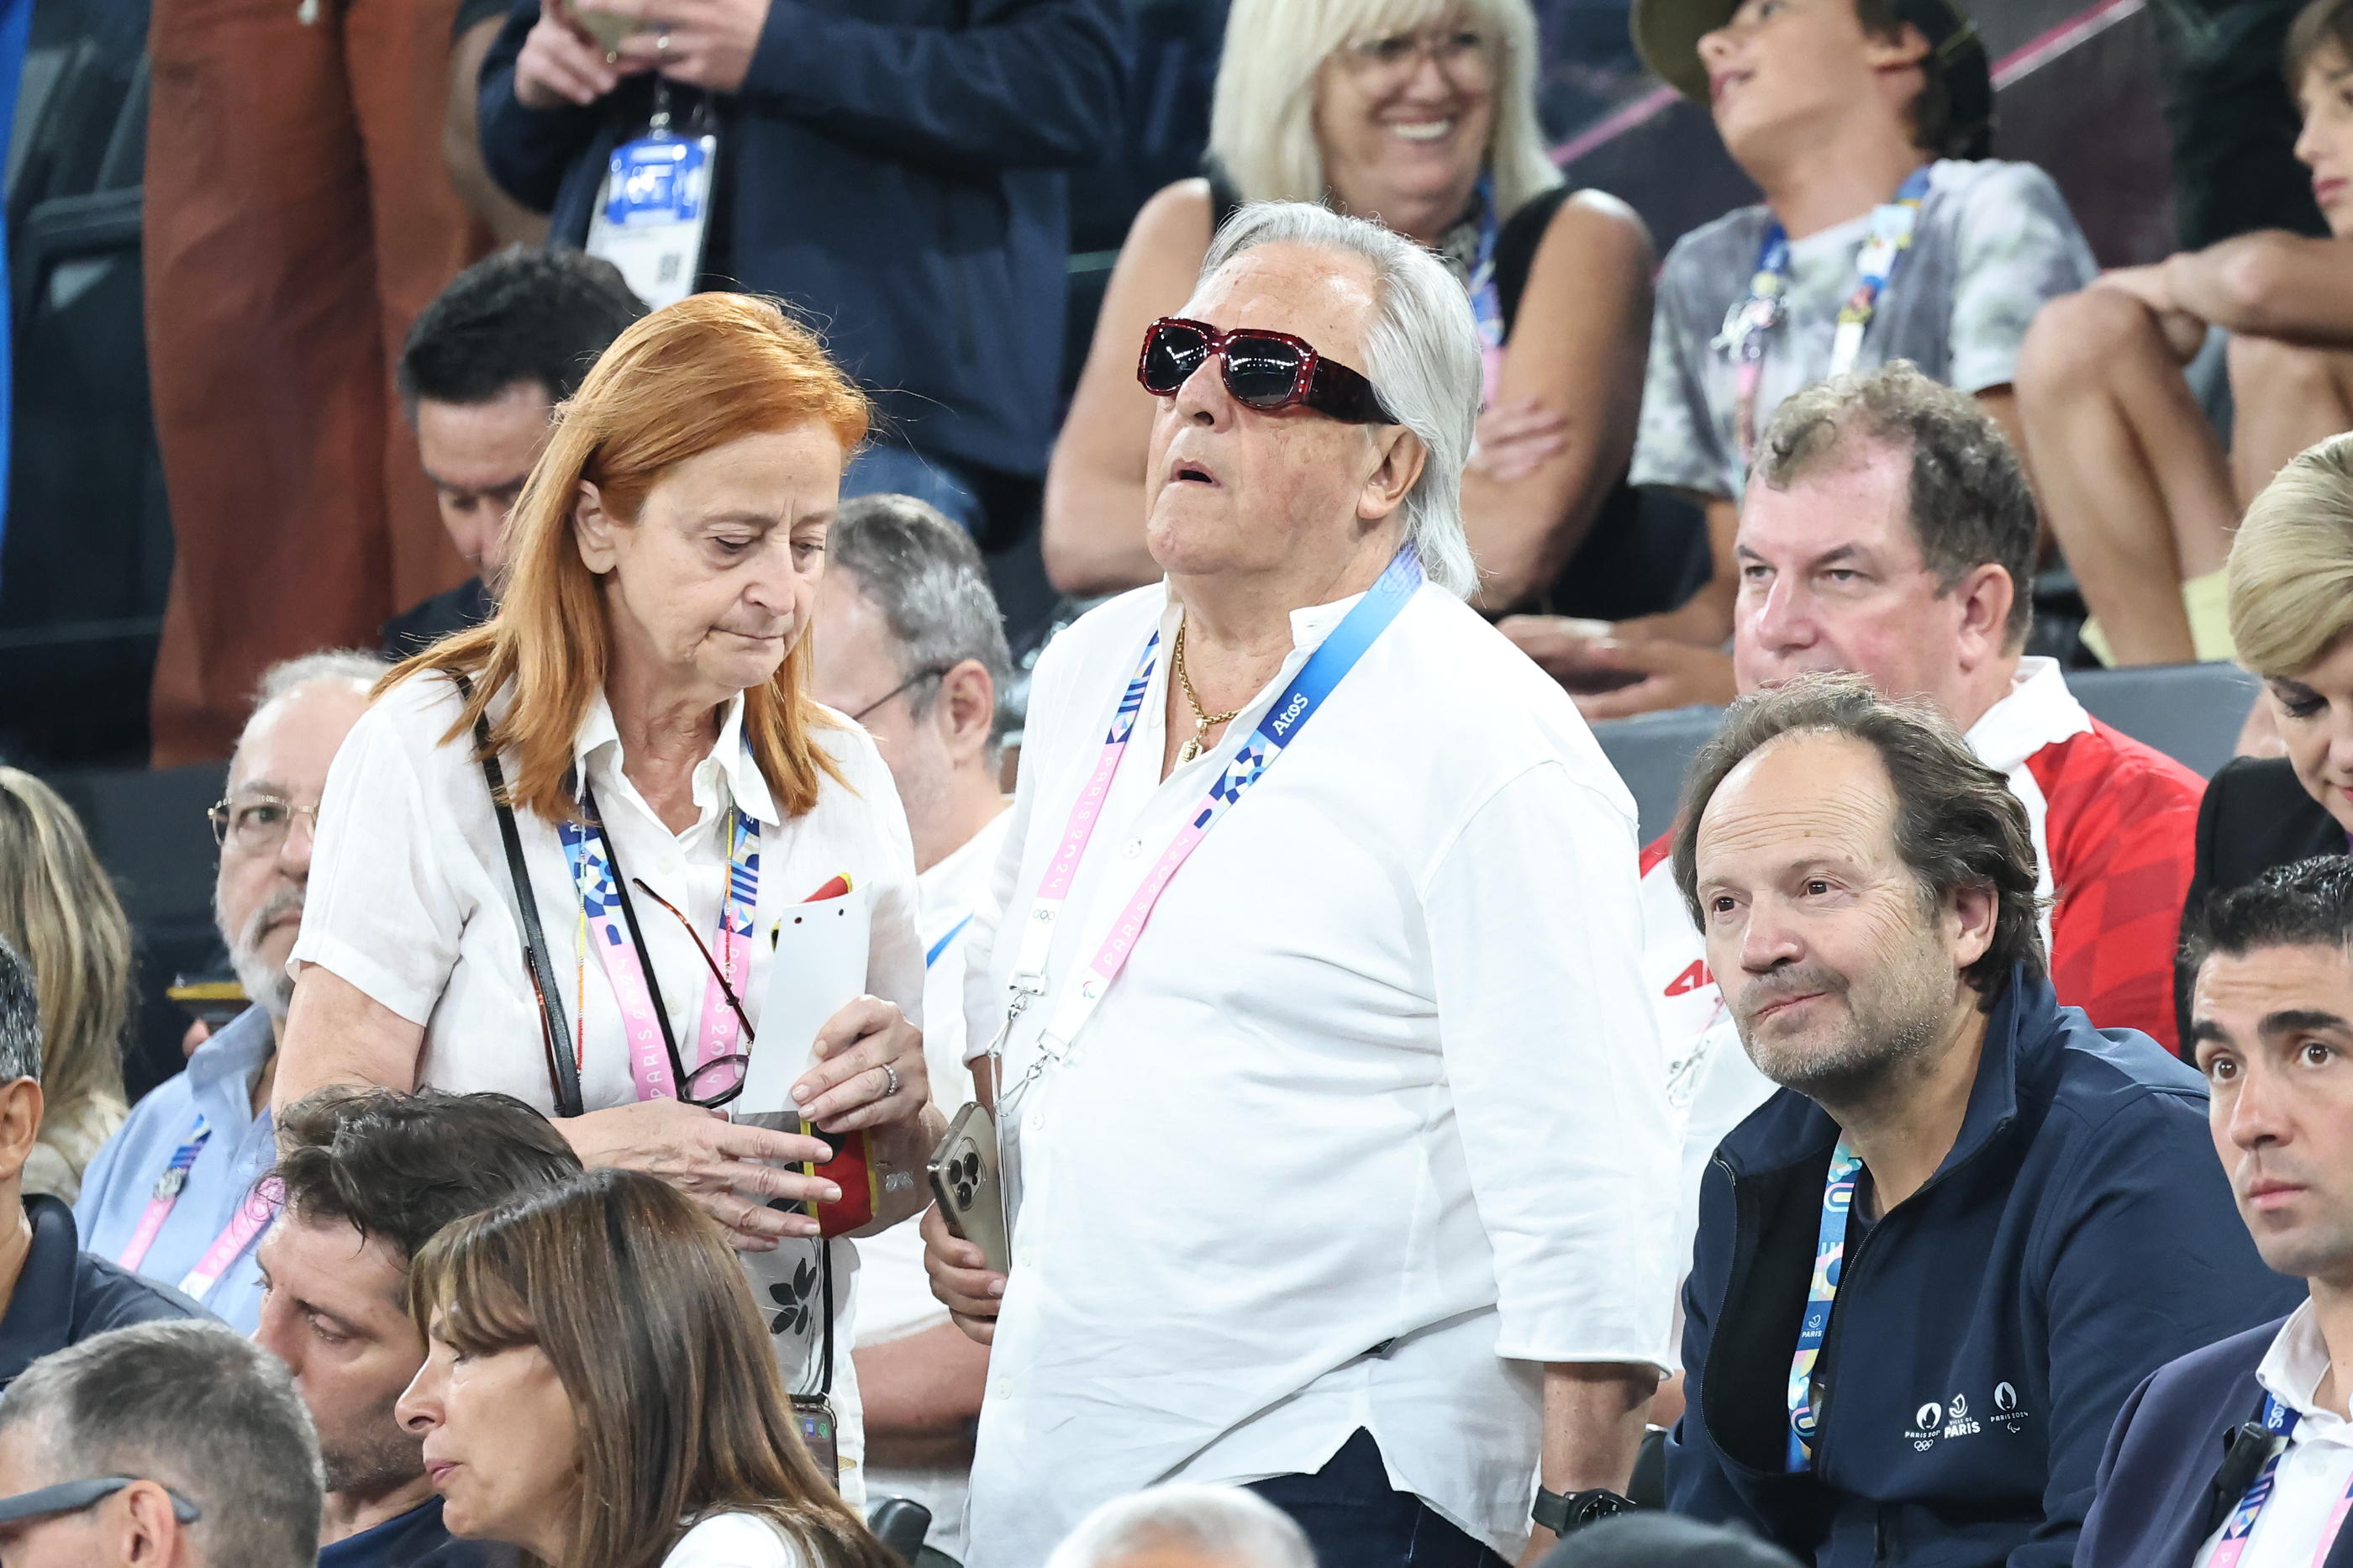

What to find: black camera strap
left=455, top=673, right=585, bottom=1120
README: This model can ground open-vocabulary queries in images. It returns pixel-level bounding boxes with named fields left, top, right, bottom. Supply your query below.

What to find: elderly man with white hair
left=924, top=202, right=1677, bottom=1568
left=1045, top=1486, right=1315, bottom=1568
left=75, top=650, right=384, bottom=1331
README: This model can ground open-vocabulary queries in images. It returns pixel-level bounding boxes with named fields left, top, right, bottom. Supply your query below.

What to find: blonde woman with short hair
left=1043, top=0, right=1660, bottom=616
left=2182, top=432, right=2353, bottom=1013
left=0, top=769, right=129, bottom=1202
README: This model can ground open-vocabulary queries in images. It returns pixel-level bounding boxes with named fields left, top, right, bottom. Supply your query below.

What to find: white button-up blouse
left=957, top=579, right=1680, bottom=1565
left=292, top=671, right=926, bottom=1505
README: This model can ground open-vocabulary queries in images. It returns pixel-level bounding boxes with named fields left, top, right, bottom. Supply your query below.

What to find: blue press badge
left=585, top=127, right=718, bottom=310
left=603, top=133, right=708, bottom=228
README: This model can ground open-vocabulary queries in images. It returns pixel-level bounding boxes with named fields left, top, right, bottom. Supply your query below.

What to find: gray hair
left=0, top=1321, right=324, bottom=1568
left=0, top=934, right=39, bottom=1084
left=1199, top=201, right=1481, bottom=598
left=1044, top=1484, right=1316, bottom=1568
left=232, top=650, right=386, bottom=779
left=829, top=495, right=1015, bottom=757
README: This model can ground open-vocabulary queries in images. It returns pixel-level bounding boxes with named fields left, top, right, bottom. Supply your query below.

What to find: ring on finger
left=880, top=1062, right=900, bottom=1097
left=654, top=26, right=671, bottom=50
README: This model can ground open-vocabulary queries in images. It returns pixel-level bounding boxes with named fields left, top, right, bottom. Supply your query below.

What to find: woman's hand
left=513, top=0, right=637, bottom=108
left=790, top=996, right=930, bottom=1133
left=560, top=1097, right=841, bottom=1250
left=924, top=1205, right=1003, bottom=1345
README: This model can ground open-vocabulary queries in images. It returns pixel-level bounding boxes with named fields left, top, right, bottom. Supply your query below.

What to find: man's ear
left=114, top=1479, right=184, bottom=1566
left=1949, top=880, right=1999, bottom=972
left=573, top=481, right=618, bottom=575
left=1356, top=427, right=1427, bottom=524
left=1950, top=563, right=2016, bottom=673
left=0, top=1078, right=43, bottom=1187
left=933, top=659, right=998, bottom=767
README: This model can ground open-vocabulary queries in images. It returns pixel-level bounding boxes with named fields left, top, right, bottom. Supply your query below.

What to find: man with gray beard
left=1663, top=671, right=2294, bottom=1568
left=75, top=650, right=382, bottom=1330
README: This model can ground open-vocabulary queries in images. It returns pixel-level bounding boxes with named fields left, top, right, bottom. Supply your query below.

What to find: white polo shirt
left=292, top=671, right=928, bottom=1507
left=956, top=579, right=1679, bottom=1567
left=2193, top=1303, right=2353, bottom=1568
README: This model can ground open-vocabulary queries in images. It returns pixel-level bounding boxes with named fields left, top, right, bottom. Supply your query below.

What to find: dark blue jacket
left=0, top=1195, right=207, bottom=1388
left=476, top=0, right=1127, bottom=478
left=1668, top=967, right=2304, bottom=1567
left=2077, top=1315, right=2351, bottom=1568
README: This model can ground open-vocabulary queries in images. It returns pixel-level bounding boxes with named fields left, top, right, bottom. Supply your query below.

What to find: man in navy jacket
left=476, top=0, right=1126, bottom=525
left=2077, top=856, right=2353, bottom=1568
left=1665, top=673, right=2298, bottom=1568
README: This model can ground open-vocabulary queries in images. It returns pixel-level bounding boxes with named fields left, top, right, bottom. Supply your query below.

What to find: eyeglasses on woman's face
left=1338, top=23, right=1498, bottom=90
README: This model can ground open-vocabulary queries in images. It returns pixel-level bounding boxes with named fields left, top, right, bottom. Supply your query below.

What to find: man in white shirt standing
left=2079, top=855, right=2353, bottom=1568
left=810, top=493, right=1014, bottom=1561
left=924, top=201, right=1679, bottom=1568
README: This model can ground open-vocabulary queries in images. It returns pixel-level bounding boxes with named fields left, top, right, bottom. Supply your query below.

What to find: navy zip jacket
left=1668, top=966, right=2303, bottom=1567
left=476, top=0, right=1127, bottom=479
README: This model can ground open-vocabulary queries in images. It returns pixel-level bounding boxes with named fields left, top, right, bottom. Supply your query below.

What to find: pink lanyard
left=558, top=797, right=759, bottom=1102
left=114, top=1115, right=276, bottom=1298
left=2209, top=1397, right=2353, bottom=1568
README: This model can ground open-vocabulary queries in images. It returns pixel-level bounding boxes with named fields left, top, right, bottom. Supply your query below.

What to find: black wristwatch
left=1532, top=1486, right=1636, bottom=1535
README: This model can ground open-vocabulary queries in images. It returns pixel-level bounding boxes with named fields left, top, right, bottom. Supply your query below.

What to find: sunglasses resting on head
left=1137, top=317, right=1398, bottom=426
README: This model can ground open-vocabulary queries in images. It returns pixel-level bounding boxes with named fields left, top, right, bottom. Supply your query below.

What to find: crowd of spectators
left=15, top=0, right=2353, bottom=1563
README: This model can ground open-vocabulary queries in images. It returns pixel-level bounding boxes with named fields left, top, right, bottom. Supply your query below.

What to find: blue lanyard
left=2207, top=1394, right=2353, bottom=1568
left=1717, top=165, right=1935, bottom=457
left=1466, top=174, right=1505, bottom=379
left=1787, top=1139, right=1864, bottom=1471
left=925, top=913, right=975, bottom=971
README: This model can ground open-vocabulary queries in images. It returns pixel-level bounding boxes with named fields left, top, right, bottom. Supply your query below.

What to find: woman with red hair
left=276, top=292, right=940, bottom=1505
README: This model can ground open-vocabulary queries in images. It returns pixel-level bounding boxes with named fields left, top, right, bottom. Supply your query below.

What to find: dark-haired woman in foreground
left=397, top=1168, right=896, bottom=1568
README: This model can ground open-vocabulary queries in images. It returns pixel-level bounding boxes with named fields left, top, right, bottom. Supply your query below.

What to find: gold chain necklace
left=1171, top=621, right=1243, bottom=765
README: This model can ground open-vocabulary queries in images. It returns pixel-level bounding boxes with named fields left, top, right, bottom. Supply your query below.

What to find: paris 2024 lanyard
left=1713, top=165, right=1935, bottom=460
left=981, top=547, right=1424, bottom=1218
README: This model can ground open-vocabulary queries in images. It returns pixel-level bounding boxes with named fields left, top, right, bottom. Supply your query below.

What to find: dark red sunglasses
left=1136, top=317, right=1397, bottom=425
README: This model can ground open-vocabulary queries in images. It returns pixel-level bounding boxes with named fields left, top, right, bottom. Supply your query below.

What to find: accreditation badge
left=584, top=123, right=716, bottom=310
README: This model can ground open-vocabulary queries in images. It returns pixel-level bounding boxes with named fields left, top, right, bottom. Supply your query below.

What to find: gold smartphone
left=926, top=1102, right=1011, bottom=1275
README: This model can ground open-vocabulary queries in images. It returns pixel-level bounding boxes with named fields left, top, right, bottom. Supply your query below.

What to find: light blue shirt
left=73, top=1007, right=275, bottom=1332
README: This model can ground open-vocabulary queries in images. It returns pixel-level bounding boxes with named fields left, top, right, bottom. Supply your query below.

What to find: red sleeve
left=2023, top=722, right=2206, bottom=1055
left=1640, top=829, right=1676, bottom=878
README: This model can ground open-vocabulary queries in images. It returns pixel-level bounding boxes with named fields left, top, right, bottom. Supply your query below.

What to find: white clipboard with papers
left=736, top=884, right=870, bottom=1120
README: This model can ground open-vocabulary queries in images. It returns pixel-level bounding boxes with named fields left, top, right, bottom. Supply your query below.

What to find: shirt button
left=1024, top=1110, right=1044, bottom=1134
left=1123, top=839, right=1143, bottom=859
left=992, top=1379, right=1014, bottom=1399
left=660, top=855, right=679, bottom=876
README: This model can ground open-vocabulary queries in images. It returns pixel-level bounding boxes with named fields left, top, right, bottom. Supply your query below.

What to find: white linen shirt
left=2193, top=1303, right=2353, bottom=1568
left=661, top=1513, right=808, bottom=1568
left=957, top=579, right=1680, bottom=1567
left=291, top=671, right=927, bottom=1507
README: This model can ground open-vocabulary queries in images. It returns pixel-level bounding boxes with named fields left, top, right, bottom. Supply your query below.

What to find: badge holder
left=584, top=82, right=716, bottom=310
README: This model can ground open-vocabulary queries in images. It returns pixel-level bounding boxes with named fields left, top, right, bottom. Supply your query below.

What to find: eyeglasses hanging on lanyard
left=1714, top=165, right=1935, bottom=460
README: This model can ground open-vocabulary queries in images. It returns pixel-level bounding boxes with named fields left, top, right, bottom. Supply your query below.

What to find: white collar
left=573, top=687, right=781, bottom=827
left=920, top=802, right=1012, bottom=902
left=2258, top=1302, right=2353, bottom=1443
left=1963, top=656, right=2092, bottom=776
left=1154, top=582, right=1376, bottom=655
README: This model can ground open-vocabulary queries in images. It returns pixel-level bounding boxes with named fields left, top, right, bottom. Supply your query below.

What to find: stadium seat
left=1592, top=703, right=1723, bottom=844
left=2067, top=660, right=2261, bottom=779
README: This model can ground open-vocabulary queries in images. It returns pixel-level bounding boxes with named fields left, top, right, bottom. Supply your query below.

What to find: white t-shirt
left=292, top=672, right=928, bottom=1508
left=958, top=579, right=1678, bottom=1567
left=664, top=1513, right=808, bottom=1568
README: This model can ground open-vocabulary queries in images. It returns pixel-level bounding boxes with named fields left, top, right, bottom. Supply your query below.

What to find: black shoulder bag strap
left=451, top=671, right=585, bottom=1118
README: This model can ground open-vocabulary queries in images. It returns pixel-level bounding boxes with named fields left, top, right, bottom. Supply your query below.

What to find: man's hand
left=790, top=995, right=931, bottom=1133
left=603, top=0, right=773, bottom=93
left=513, top=0, right=639, bottom=108
left=560, top=1097, right=841, bottom=1250
left=924, top=1204, right=1004, bottom=1344
left=1471, top=397, right=1570, bottom=485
